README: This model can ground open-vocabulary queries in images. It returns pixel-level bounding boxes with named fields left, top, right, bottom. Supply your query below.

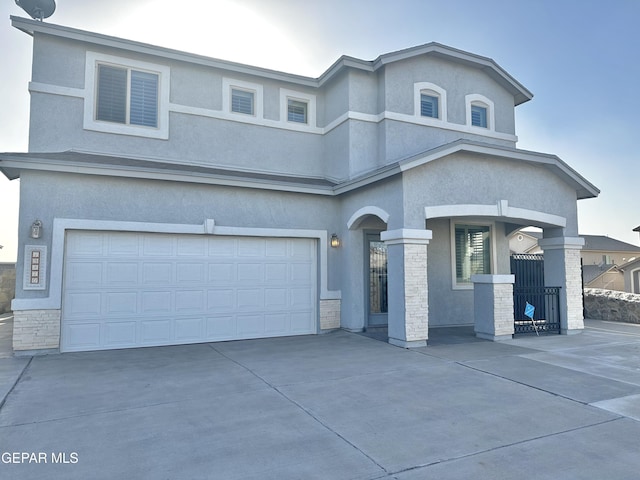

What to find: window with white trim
left=287, top=99, right=308, bottom=123
left=466, top=94, right=494, bottom=131
left=454, top=224, right=492, bottom=286
left=231, top=88, right=254, bottom=115
left=223, top=78, right=263, bottom=119
left=279, top=88, right=316, bottom=128
left=414, top=82, right=447, bottom=122
left=96, top=64, right=159, bottom=127
left=471, top=104, right=487, bottom=128
left=84, top=52, right=169, bottom=139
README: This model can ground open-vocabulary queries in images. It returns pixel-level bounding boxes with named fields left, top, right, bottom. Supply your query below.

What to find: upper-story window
left=96, top=64, right=158, bottom=127
left=231, top=88, right=254, bottom=115
left=84, top=52, right=170, bottom=139
left=471, top=104, right=487, bottom=128
left=223, top=78, right=263, bottom=119
left=280, top=88, right=316, bottom=129
left=288, top=99, right=308, bottom=123
left=466, top=94, right=494, bottom=131
left=414, top=82, right=447, bottom=122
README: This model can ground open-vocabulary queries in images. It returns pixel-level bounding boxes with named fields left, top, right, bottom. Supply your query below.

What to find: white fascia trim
left=381, top=228, right=432, bottom=245
left=3, top=158, right=334, bottom=196
left=11, top=218, right=340, bottom=312
left=222, top=77, right=264, bottom=119
left=83, top=51, right=171, bottom=140
left=347, top=206, right=391, bottom=230
left=425, top=201, right=566, bottom=228
left=414, top=82, right=448, bottom=122
left=279, top=88, right=317, bottom=129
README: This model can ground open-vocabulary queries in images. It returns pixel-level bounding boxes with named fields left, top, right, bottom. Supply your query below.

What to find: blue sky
left=1, top=0, right=638, bottom=260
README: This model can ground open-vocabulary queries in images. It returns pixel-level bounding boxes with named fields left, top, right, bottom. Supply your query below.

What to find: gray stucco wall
left=15, top=170, right=343, bottom=301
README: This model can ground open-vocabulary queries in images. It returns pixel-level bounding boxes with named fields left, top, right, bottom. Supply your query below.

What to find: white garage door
left=61, top=231, right=317, bottom=352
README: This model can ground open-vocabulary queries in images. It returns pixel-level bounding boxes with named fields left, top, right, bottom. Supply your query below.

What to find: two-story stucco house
left=0, top=16, right=599, bottom=353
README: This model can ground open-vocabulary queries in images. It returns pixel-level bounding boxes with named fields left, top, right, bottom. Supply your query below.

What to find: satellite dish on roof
left=15, top=0, right=56, bottom=21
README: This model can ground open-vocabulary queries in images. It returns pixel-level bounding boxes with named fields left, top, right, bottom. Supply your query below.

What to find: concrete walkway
left=1, top=319, right=639, bottom=479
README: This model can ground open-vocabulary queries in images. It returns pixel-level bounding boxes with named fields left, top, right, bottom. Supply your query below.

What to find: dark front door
left=367, top=233, right=388, bottom=327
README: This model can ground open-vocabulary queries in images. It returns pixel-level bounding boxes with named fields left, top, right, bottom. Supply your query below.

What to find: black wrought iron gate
left=510, top=254, right=561, bottom=335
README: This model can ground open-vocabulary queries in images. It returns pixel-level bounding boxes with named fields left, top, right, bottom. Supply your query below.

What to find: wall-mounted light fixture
left=30, top=220, right=43, bottom=239
left=330, top=233, right=340, bottom=248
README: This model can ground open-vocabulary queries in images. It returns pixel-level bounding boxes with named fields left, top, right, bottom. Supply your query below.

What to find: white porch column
left=538, top=237, right=585, bottom=334
left=380, top=228, right=432, bottom=348
left=471, top=274, right=515, bottom=341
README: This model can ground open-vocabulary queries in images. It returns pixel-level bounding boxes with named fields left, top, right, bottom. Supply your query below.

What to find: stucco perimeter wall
left=0, top=263, right=16, bottom=314
left=584, top=288, right=640, bottom=324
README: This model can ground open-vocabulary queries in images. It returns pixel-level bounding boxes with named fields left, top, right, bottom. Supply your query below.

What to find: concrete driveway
left=1, top=319, right=640, bottom=479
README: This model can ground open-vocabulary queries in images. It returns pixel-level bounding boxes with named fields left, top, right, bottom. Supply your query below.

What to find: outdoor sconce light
left=30, top=220, right=43, bottom=239
left=330, top=233, right=340, bottom=248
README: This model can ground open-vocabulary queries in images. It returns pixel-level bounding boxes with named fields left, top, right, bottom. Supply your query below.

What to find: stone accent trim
left=13, top=309, right=61, bottom=351
left=320, top=299, right=341, bottom=330
left=472, top=274, right=515, bottom=341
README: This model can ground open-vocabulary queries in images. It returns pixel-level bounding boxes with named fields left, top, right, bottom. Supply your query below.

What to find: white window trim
left=84, top=52, right=170, bottom=140
left=222, top=77, right=263, bottom=119
left=280, top=88, right=317, bottom=129
left=465, top=94, right=495, bottom=131
left=414, top=82, right=447, bottom=122
left=450, top=220, right=498, bottom=290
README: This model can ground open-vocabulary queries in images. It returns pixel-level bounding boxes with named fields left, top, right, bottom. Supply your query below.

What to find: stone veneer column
left=538, top=237, right=585, bottom=334
left=471, top=274, right=515, bottom=341
left=380, top=229, right=432, bottom=348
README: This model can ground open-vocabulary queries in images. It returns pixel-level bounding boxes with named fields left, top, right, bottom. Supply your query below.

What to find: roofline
left=11, top=16, right=533, bottom=103
left=1, top=140, right=599, bottom=200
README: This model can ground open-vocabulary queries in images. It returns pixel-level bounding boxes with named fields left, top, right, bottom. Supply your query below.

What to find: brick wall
left=319, top=299, right=340, bottom=330
left=12, top=309, right=61, bottom=351
left=0, top=263, right=16, bottom=314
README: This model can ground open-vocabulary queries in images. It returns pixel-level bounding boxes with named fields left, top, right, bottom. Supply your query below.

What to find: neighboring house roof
left=582, top=264, right=619, bottom=285
left=634, top=226, right=640, bottom=232
left=0, top=140, right=601, bottom=200
left=10, top=15, right=533, bottom=105
left=581, top=235, right=640, bottom=253
left=619, top=257, right=640, bottom=271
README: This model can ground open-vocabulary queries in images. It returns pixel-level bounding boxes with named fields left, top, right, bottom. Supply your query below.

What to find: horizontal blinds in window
left=287, top=99, right=307, bottom=123
left=130, top=70, right=159, bottom=127
left=471, top=105, right=487, bottom=127
left=231, top=89, right=254, bottom=115
left=420, top=94, right=438, bottom=118
left=96, top=65, right=127, bottom=124
left=455, top=225, right=491, bottom=283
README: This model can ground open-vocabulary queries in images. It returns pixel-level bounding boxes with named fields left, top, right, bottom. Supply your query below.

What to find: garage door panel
left=65, top=323, right=101, bottom=351
left=175, top=317, right=204, bottom=341
left=141, top=291, right=171, bottom=313
left=176, top=290, right=205, bottom=311
left=65, top=292, right=102, bottom=317
left=67, top=262, right=103, bottom=286
left=62, top=232, right=317, bottom=352
left=106, top=292, right=138, bottom=314
left=107, top=233, right=139, bottom=255
left=139, top=319, right=172, bottom=344
left=104, top=321, right=137, bottom=346
left=208, top=263, right=234, bottom=283
left=106, top=263, right=138, bottom=285
left=142, top=263, right=173, bottom=283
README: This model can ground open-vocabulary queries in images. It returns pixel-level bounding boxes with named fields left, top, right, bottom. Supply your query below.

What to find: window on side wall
left=96, top=64, right=159, bottom=128
left=454, top=224, right=492, bottom=286
left=471, top=104, right=488, bottom=128
left=420, top=93, right=439, bottom=119
left=287, top=99, right=308, bottom=123
left=231, top=88, right=255, bottom=115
